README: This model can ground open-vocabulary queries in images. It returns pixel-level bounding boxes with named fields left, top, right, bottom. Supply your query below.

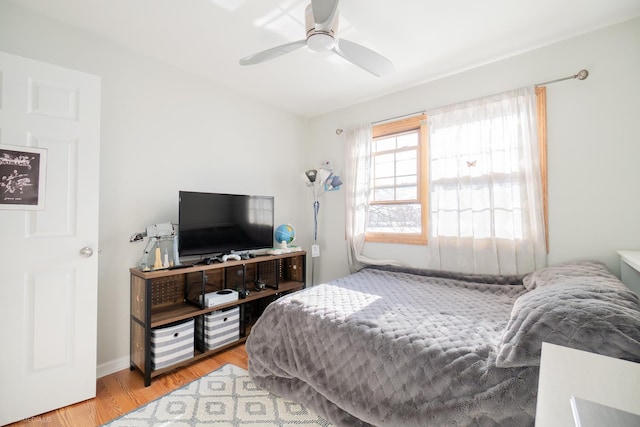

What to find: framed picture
left=0, top=144, right=47, bottom=210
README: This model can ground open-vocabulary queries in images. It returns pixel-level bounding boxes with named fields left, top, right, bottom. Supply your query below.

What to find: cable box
left=199, top=289, right=239, bottom=307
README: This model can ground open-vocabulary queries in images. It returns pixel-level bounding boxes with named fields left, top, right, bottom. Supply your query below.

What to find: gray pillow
left=496, top=265, right=640, bottom=368
left=522, top=259, right=616, bottom=291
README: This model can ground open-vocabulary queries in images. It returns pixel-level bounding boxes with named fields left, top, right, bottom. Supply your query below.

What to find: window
left=363, top=88, right=548, bottom=256
left=429, top=116, right=528, bottom=240
left=429, top=88, right=548, bottom=244
left=366, top=114, right=428, bottom=244
left=426, top=87, right=548, bottom=273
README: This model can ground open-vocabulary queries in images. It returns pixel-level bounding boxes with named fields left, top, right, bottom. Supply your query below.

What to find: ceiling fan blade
left=311, top=0, right=339, bottom=29
left=332, top=39, right=395, bottom=77
left=239, top=40, right=307, bottom=65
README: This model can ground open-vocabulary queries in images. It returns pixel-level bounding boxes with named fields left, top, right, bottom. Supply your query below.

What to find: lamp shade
left=316, top=168, right=331, bottom=185
left=305, top=169, right=317, bottom=183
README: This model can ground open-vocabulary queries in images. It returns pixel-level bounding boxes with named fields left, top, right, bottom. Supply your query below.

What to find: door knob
left=79, top=247, right=94, bottom=258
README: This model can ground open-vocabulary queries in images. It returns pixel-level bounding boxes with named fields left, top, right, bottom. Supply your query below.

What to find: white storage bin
left=196, top=307, right=240, bottom=351
left=151, top=319, right=194, bottom=370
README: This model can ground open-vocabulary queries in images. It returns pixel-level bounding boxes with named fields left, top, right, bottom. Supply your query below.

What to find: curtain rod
left=535, top=69, right=589, bottom=87
left=335, top=69, right=589, bottom=135
left=371, top=110, right=426, bottom=125
left=335, top=110, right=425, bottom=135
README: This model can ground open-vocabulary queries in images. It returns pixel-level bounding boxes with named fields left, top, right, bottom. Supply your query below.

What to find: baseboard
left=97, top=356, right=130, bottom=379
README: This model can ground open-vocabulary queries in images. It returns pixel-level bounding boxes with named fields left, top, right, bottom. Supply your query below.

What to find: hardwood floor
left=9, top=344, right=249, bottom=427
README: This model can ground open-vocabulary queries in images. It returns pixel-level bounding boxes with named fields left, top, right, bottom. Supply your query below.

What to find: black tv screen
left=178, top=191, right=274, bottom=257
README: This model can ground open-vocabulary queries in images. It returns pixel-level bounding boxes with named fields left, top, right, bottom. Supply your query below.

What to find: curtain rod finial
left=336, top=129, right=343, bottom=135
left=535, top=68, right=589, bottom=87
left=575, top=69, right=589, bottom=80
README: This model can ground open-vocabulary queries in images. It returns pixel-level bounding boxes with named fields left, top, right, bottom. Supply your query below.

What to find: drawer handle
left=174, top=332, right=179, bottom=337
left=223, top=317, right=228, bottom=322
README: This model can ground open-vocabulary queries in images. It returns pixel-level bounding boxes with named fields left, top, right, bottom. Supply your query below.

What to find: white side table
left=536, top=343, right=640, bottom=427
left=570, top=396, right=640, bottom=427
left=617, top=250, right=640, bottom=296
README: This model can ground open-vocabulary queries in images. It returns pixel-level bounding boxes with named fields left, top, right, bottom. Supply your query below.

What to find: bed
left=246, top=260, right=640, bottom=426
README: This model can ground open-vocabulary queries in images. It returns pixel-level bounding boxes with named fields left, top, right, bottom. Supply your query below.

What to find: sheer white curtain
left=344, top=125, right=371, bottom=273
left=344, top=125, right=405, bottom=273
left=427, top=86, right=547, bottom=275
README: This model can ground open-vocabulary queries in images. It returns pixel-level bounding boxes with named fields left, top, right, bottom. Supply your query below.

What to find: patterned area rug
left=103, top=364, right=333, bottom=426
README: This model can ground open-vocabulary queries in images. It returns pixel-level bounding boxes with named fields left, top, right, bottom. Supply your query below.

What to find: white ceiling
left=10, top=0, right=640, bottom=117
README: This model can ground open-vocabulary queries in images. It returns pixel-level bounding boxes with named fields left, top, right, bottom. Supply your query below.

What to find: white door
left=0, top=51, right=100, bottom=425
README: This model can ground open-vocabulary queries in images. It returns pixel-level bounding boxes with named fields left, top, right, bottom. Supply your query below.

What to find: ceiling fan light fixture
left=239, top=0, right=394, bottom=77
left=307, top=33, right=335, bottom=52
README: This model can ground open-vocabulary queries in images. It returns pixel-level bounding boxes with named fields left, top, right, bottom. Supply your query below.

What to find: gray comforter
left=246, top=262, right=640, bottom=426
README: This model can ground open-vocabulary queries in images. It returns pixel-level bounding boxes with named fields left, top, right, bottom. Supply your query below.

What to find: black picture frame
left=0, top=144, right=48, bottom=210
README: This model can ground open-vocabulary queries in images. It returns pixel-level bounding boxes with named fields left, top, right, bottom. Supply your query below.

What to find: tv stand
left=129, top=251, right=306, bottom=386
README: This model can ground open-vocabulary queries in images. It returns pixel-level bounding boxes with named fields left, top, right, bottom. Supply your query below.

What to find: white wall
left=306, top=18, right=640, bottom=284
left=0, top=3, right=309, bottom=375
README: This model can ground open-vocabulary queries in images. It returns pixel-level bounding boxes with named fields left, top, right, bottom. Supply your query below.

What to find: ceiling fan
left=239, top=0, right=394, bottom=77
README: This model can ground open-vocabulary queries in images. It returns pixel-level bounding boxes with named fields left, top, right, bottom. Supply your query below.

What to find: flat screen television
left=178, top=191, right=274, bottom=258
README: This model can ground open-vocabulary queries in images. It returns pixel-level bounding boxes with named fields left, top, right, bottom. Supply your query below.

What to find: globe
left=274, top=223, right=296, bottom=246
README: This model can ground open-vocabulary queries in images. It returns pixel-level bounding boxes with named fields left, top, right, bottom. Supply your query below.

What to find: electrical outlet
left=311, top=244, right=320, bottom=258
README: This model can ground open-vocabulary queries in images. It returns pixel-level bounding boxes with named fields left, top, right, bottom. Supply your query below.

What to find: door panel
left=26, top=134, right=78, bottom=237
left=0, top=51, right=100, bottom=425
left=28, top=270, right=74, bottom=371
